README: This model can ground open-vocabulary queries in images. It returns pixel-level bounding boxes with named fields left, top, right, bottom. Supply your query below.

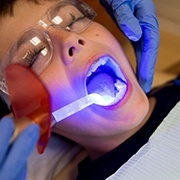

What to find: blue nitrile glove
left=100, top=0, right=160, bottom=93
left=0, top=116, right=39, bottom=180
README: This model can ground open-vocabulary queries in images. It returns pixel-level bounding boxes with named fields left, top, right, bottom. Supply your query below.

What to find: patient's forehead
left=0, top=0, right=59, bottom=60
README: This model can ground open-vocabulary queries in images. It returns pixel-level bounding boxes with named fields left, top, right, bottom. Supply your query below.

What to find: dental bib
left=107, top=101, right=180, bottom=180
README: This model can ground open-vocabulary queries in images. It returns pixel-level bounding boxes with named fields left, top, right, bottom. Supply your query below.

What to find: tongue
left=87, top=73, right=115, bottom=98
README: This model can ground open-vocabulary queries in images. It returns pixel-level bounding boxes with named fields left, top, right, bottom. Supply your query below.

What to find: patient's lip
left=85, top=54, right=128, bottom=106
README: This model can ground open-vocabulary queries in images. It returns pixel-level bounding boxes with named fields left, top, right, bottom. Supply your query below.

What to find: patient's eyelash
left=68, top=13, right=85, bottom=27
left=70, top=13, right=76, bottom=22
left=23, top=46, right=45, bottom=67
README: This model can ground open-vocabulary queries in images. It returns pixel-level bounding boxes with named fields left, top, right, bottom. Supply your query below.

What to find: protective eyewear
left=0, top=0, right=96, bottom=94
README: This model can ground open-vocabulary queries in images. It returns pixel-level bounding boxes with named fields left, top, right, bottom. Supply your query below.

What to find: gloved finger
left=138, top=27, right=159, bottom=93
left=13, top=163, right=27, bottom=180
left=17, top=164, right=27, bottom=180
left=108, top=0, right=142, bottom=41
left=135, top=0, right=159, bottom=92
left=0, top=117, right=14, bottom=164
left=1, top=123, right=39, bottom=176
left=0, top=162, right=27, bottom=180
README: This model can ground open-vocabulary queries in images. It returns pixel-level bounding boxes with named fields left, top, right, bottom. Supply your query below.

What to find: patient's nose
left=68, top=39, right=85, bottom=56
left=48, top=27, right=86, bottom=65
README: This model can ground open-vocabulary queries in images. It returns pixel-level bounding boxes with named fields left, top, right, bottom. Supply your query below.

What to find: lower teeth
left=114, top=79, right=126, bottom=92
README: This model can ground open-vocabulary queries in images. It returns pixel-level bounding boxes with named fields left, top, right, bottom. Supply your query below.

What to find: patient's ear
left=0, top=96, right=10, bottom=118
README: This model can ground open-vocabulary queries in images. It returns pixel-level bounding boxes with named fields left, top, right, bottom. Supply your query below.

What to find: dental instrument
left=52, top=93, right=116, bottom=126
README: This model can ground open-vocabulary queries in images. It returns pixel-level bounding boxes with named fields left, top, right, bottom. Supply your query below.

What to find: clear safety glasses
left=0, top=0, right=96, bottom=94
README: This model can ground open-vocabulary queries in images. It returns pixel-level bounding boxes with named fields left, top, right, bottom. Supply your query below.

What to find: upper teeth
left=86, top=56, right=127, bottom=83
left=87, top=56, right=107, bottom=77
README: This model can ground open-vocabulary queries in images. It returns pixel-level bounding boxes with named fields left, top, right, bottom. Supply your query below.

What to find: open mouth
left=85, top=56, right=128, bottom=106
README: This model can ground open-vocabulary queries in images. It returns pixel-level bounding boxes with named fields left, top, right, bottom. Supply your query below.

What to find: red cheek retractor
left=5, top=64, right=51, bottom=154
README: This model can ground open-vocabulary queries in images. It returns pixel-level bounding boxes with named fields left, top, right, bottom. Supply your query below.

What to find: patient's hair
left=0, top=0, right=53, bottom=17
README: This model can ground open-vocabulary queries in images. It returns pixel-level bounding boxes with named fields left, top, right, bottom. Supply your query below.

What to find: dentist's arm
left=100, top=0, right=160, bottom=93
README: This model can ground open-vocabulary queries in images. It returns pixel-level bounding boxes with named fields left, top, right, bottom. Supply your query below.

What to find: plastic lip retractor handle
left=51, top=93, right=115, bottom=126
left=5, top=64, right=51, bottom=154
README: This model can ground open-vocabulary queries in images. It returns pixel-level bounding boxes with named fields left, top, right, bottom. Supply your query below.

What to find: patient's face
left=0, top=0, right=149, bottom=140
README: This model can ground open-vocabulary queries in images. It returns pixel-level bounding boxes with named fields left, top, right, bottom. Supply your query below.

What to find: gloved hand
left=0, top=116, right=39, bottom=180
left=100, top=0, right=160, bottom=93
